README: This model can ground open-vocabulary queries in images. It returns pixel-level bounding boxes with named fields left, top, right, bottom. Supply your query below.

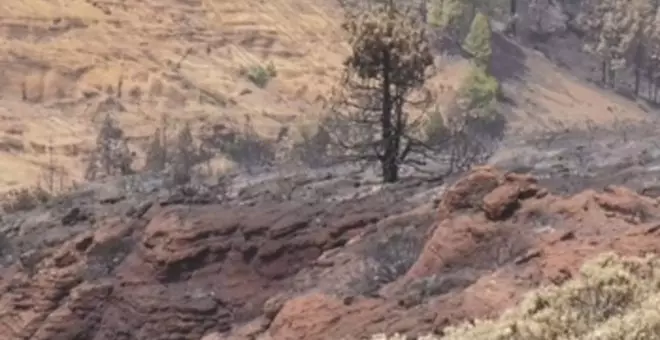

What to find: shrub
left=457, top=65, right=499, bottom=114
left=291, top=116, right=334, bottom=168
left=441, top=252, right=660, bottom=340
left=424, top=66, right=505, bottom=172
left=429, top=0, right=473, bottom=39
left=351, top=231, right=424, bottom=295
left=245, top=61, right=277, bottom=88
left=85, top=113, right=134, bottom=180
left=373, top=252, right=660, bottom=340
left=1, top=186, right=52, bottom=213
left=424, top=105, right=451, bottom=148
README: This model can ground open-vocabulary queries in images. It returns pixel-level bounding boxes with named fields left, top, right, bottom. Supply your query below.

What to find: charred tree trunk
left=510, top=0, right=517, bottom=36
left=634, top=44, right=644, bottom=97
left=380, top=49, right=399, bottom=183
left=647, top=65, right=654, bottom=99
left=635, top=67, right=642, bottom=96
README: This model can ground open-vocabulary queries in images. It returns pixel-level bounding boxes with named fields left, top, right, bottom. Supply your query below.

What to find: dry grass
left=373, top=252, right=660, bottom=340
left=0, top=0, right=349, bottom=191
left=503, top=48, right=650, bottom=133
left=0, top=0, right=654, bottom=191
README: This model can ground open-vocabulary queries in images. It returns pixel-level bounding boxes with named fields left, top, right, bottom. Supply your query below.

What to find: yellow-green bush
left=372, top=252, right=660, bottom=340
left=456, top=65, right=499, bottom=115
left=463, top=12, right=492, bottom=69
left=243, top=61, right=277, bottom=88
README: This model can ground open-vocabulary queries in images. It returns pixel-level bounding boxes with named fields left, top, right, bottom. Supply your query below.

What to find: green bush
left=424, top=66, right=502, bottom=152
left=429, top=0, right=472, bottom=35
left=457, top=65, right=499, bottom=115
left=245, top=61, right=277, bottom=88
left=428, top=0, right=507, bottom=41
left=463, top=12, right=493, bottom=69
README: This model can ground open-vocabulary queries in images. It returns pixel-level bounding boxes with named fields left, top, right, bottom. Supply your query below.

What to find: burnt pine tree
left=579, top=0, right=639, bottom=87
left=144, top=128, right=167, bottom=172
left=579, top=0, right=615, bottom=84
left=85, top=113, right=133, bottom=180
left=338, top=0, right=434, bottom=183
left=646, top=8, right=660, bottom=101
left=170, top=122, right=198, bottom=185
left=599, top=0, right=639, bottom=87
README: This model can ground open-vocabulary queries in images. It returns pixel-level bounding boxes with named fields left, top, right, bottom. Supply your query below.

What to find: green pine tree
left=458, top=65, right=499, bottom=117
left=429, top=0, right=474, bottom=39
left=463, top=12, right=493, bottom=69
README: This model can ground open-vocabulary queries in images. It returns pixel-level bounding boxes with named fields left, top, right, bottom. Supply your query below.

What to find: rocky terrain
left=0, top=122, right=657, bottom=340
left=4, top=0, right=660, bottom=339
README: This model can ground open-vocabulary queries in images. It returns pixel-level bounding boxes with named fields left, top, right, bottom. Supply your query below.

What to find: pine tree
left=338, top=0, right=434, bottom=183
left=630, top=0, right=655, bottom=96
left=457, top=65, right=499, bottom=118
left=428, top=0, right=475, bottom=40
left=579, top=0, right=616, bottom=84
left=599, top=0, right=640, bottom=87
left=170, top=122, right=198, bottom=185
left=580, top=0, right=639, bottom=87
left=527, top=0, right=560, bottom=34
left=144, top=128, right=166, bottom=172
left=463, top=12, right=493, bottom=69
left=646, top=8, right=660, bottom=101
left=85, top=113, right=134, bottom=180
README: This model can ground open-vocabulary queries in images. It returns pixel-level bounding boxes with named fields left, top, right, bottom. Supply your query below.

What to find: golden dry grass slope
left=0, top=0, right=653, bottom=191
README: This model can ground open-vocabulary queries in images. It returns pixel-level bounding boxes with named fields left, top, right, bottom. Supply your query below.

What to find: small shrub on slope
left=244, top=62, right=277, bottom=88
left=457, top=66, right=499, bottom=116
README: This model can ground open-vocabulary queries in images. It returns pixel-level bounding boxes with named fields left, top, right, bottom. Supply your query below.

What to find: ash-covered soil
left=2, top=125, right=660, bottom=340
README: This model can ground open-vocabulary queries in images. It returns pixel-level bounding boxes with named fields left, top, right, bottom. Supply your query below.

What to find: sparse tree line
left=577, top=0, right=660, bottom=100
left=83, top=113, right=273, bottom=187
left=427, top=0, right=660, bottom=102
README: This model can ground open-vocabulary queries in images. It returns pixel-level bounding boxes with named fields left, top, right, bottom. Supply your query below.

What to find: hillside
left=0, top=0, right=655, bottom=191
left=1, top=129, right=660, bottom=339
left=0, top=0, right=348, bottom=190
left=5, top=1, right=660, bottom=339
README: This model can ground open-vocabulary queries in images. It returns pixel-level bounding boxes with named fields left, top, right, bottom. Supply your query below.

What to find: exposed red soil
left=2, top=166, right=660, bottom=340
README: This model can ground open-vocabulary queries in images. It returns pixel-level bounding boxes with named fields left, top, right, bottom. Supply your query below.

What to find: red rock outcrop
left=2, top=166, right=660, bottom=340
left=255, top=166, right=660, bottom=340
